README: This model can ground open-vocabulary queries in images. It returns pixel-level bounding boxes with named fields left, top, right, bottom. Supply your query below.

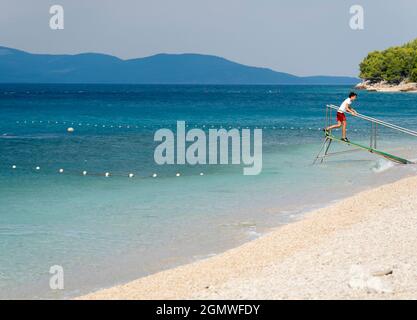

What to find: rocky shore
left=356, top=80, right=417, bottom=93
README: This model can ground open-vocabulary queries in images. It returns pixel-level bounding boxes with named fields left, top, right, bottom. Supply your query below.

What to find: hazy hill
left=0, top=46, right=358, bottom=84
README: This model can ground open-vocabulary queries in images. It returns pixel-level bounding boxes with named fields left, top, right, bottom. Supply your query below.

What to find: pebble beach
left=80, top=175, right=417, bottom=300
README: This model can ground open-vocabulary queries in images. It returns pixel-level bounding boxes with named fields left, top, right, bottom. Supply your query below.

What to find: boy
left=325, top=92, right=358, bottom=142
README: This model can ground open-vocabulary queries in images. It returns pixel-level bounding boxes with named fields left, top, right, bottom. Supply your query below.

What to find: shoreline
left=79, top=174, right=417, bottom=299
left=355, top=80, right=417, bottom=93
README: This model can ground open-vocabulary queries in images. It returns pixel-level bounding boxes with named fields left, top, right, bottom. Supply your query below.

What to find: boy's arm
left=346, top=105, right=358, bottom=116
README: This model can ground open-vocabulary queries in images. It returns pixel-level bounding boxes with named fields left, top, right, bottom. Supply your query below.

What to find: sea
left=1, top=84, right=417, bottom=299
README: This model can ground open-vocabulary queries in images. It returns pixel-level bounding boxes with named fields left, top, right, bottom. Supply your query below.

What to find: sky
left=0, top=0, right=416, bottom=77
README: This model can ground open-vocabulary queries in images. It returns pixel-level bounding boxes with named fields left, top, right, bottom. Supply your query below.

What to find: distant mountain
left=0, top=46, right=358, bottom=84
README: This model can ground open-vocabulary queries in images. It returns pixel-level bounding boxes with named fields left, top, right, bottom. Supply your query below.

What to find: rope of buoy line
left=6, top=164, right=205, bottom=179
left=2, top=120, right=376, bottom=182
left=10, top=120, right=367, bottom=132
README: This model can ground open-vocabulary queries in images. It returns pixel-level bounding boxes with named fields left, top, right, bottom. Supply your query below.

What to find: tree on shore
left=359, top=39, right=417, bottom=83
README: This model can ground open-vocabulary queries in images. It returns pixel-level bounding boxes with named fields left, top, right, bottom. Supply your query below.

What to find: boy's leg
left=326, top=121, right=342, bottom=131
left=342, top=121, right=347, bottom=139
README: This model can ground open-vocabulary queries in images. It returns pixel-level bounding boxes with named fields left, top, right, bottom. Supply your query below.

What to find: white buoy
left=82, top=171, right=87, bottom=176
left=59, top=168, right=64, bottom=173
left=105, top=172, right=110, bottom=177
left=152, top=173, right=157, bottom=178
left=200, top=172, right=204, bottom=176
left=67, top=127, right=74, bottom=133
left=35, top=166, right=40, bottom=170
left=12, top=165, right=16, bottom=169
left=176, top=173, right=181, bottom=177
left=128, top=173, right=134, bottom=178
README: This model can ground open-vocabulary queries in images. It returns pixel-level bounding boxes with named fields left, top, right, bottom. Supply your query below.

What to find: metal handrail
left=327, top=104, right=417, bottom=137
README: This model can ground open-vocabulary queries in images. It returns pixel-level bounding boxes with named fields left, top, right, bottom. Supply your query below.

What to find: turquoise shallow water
left=1, top=84, right=417, bottom=298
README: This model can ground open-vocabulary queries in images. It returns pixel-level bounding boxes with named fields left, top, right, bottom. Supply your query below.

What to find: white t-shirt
left=338, top=98, right=352, bottom=113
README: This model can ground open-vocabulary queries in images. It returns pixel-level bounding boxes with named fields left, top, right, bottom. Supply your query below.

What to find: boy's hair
left=349, top=92, right=357, bottom=98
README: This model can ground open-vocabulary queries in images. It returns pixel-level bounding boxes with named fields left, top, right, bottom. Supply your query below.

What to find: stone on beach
left=366, top=277, right=392, bottom=294
left=348, top=265, right=393, bottom=294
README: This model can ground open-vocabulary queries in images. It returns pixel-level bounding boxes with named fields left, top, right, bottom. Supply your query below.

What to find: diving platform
left=313, top=105, right=416, bottom=165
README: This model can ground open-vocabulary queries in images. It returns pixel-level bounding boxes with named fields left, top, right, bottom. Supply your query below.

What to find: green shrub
left=359, top=39, right=417, bottom=83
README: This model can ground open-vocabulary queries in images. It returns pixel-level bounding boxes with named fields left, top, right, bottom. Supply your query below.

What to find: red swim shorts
left=337, top=112, right=346, bottom=122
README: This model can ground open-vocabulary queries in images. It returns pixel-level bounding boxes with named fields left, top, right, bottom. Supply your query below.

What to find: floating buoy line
left=7, top=164, right=206, bottom=180
left=2, top=119, right=373, bottom=181
left=11, top=119, right=367, bottom=133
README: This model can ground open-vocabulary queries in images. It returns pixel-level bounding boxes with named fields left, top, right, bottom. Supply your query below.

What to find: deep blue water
left=1, top=84, right=417, bottom=299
